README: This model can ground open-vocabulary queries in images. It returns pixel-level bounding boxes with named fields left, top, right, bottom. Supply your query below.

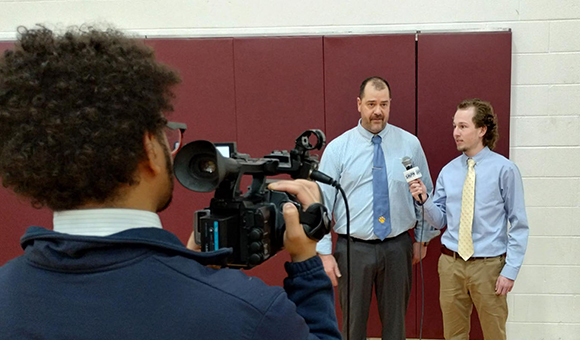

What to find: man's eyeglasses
left=165, top=121, right=187, bottom=156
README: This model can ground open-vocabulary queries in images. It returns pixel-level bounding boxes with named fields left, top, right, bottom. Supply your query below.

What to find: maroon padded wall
left=324, top=34, right=417, bottom=141
left=232, top=36, right=326, bottom=284
left=234, top=37, right=325, bottom=158
left=417, top=31, right=512, bottom=340
left=323, top=34, right=418, bottom=337
left=0, top=32, right=512, bottom=339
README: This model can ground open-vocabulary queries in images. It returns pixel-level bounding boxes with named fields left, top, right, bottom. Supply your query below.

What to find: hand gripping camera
left=173, top=130, right=332, bottom=268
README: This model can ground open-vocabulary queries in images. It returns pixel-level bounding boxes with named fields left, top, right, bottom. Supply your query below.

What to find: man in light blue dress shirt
left=409, top=98, right=529, bottom=340
left=317, top=77, right=439, bottom=340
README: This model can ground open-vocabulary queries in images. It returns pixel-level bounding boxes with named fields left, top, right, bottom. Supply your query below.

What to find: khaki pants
left=438, top=253, right=508, bottom=340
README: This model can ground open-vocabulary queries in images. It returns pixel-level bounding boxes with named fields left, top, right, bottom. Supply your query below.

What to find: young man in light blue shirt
left=409, top=98, right=529, bottom=340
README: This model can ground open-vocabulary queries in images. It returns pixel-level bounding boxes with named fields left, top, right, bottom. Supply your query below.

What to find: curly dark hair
left=457, top=98, right=499, bottom=150
left=0, top=25, right=181, bottom=210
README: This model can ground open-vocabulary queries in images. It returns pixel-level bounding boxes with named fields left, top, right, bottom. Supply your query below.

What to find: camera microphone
left=401, top=156, right=423, bottom=202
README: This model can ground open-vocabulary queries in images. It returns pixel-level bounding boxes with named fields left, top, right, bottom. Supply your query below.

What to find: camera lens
left=199, top=159, right=216, bottom=174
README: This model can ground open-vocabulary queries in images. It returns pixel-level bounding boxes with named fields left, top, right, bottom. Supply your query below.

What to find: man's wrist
left=290, top=250, right=317, bottom=263
left=416, top=193, right=429, bottom=206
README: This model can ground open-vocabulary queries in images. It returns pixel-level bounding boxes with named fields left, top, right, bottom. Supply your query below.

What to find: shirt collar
left=355, top=119, right=389, bottom=142
left=460, top=146, right=491, bottom=165
left=53, top=208, right=163, bottom=237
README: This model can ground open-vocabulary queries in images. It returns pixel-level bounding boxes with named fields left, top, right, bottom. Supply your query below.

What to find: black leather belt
left=338, top=234, right=385, bottom=244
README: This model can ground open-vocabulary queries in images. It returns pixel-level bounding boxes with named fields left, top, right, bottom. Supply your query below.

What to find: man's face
left=357, top=83, right=391, bottom=134
left=453, top=107, right=486, bottom=157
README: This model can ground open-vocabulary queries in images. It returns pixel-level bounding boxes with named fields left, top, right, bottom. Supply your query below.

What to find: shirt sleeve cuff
left=414, top=193, right=429, bottom=206
left=316, top=242, right=332, bottom=255
left=414, top=227, right=440, bottom=243
left=422, top=194, right=436, bottom=210
left=500, top=264, right=520, bottom=281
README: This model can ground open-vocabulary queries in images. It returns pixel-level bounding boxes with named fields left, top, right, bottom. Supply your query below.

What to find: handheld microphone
left=401, top=156, right=423, bottom=202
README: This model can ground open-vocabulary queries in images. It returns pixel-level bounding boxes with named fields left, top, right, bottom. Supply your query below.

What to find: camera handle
left=296, top=202, right=332, bottom=241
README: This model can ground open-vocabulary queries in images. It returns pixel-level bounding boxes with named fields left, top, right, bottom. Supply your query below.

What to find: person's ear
left=478, top=125, right=487, bottom=139
left=142, top=132, right=163, bottom=176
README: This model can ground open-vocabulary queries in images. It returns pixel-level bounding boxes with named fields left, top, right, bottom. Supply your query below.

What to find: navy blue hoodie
left=0, top=227, right=340, bottom=340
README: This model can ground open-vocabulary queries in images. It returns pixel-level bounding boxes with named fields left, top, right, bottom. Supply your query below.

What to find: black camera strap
left=298, top=203, right=332, bottom=242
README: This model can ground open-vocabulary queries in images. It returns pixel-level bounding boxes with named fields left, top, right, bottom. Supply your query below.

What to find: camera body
left=195, top=188, right=293, bottom=268
left=174, top=130, right=331, bottom=268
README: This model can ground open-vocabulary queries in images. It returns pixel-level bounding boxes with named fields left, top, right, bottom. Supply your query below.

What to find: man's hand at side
left=412, top=242, right=428, bottom=265
left=319, top=254, right=341, bottom=286
left=495, top=275, right=514, bottom=295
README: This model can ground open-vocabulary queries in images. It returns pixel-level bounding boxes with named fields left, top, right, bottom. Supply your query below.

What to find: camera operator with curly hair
left=0, top=26, right=340, bottom=340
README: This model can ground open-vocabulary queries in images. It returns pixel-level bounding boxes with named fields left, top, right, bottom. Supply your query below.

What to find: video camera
left=173, top=129, right=333, bottom=269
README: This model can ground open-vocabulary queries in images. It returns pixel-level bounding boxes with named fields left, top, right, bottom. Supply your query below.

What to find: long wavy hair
left=457, top=98, right=499, bottom=150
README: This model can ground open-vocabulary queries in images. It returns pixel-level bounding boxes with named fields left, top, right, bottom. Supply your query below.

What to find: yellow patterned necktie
left=458, top=158, right=476, bottom=260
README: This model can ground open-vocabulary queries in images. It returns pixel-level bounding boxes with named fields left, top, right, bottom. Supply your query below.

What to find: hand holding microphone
left=402, top=156, right=427, bottom=204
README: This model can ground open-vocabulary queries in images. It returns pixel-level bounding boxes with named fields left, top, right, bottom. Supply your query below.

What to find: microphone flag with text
left=402, top=156, right=423, bottom=202
left=402, top=156, right=422, bottom=182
